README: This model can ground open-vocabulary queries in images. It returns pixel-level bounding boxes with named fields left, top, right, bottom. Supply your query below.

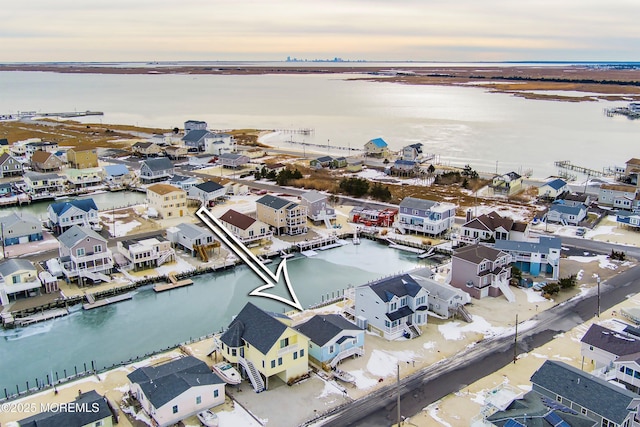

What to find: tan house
left=67, top=148, right=99, bottom=169
left=132, top=141, right=162, bottom=157
left=31, top=150, right=64, bottom=172
left=146, top=183, right=187, bottom=219
left=364, top=137, right=389, bottom=158
left=164, top=145, right=188, bottom=160
left=219, top=209, right=272, bottom=243
left=256, top=194, right=308, bottom=235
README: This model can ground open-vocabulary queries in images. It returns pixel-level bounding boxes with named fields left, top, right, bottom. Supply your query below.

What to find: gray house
left=409, top=268, right=471, bottom=319
left=139, top=158, right=174, bottom=184
left=397, top=196, right=456, bottom=236
left=58, top=225, right=113, bottom=285
left=299, top=190, right=336, bottom=224
left=0, top=153, right=23, bottom=178
left=182, top=130, right=213, bottom=152
left=547, top=202, right=587, bottom=225
left=47, top=198, right=100, bottom=235
left=184, top=119, right=208, bottom=133
left=187, top=181, right=226, bottom=206
left=0, top=212, right=43, bottom=246
left=166, top=223, right=216, bottom=257
left=18, top=390, right=114, bottom=427
left=219, top=153, right=250, bottom=169
left=450, top=244, right=513, bottom=302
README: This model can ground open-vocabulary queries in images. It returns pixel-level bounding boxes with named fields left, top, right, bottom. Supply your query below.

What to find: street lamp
left=596, top=275, right=601, bottom=317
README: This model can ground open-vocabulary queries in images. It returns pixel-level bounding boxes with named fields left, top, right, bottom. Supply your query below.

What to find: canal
left=0, top=239, right=431, bottom=391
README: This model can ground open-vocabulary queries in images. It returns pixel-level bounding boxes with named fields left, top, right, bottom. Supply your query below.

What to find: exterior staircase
left=194, top=244, right=209, bottom=262
left=455, top=305, right=473, bottom=323
left=408, top=323, right=422, bottom=337
left=329, top=346, right=365, bottom=368
left=496, top=277, right=516, bottom=303
left=402, top=323, right=420, bottom=339
left=80, top=270, right=110, bottom=283
left=394, top=222, right=406, bottom=234
left=156, top=249, right=175, bottom=266
left=238, top=357, right=265, bottom=393
left=323, top=215, right=333, bottom=229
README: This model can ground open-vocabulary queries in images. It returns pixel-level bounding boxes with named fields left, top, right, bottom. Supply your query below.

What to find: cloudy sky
left=4, top=0, right=640, bottom=62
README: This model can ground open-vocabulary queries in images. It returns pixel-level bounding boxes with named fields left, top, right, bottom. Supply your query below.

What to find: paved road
left=314, top=251, right=640, bottom=426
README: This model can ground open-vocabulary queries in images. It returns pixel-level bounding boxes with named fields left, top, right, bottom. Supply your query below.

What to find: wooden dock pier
left=83, top=292, right=133, bottom=310
left=153, top=273, right=194, bottom=293
left=13, top=308, right=69, bottom=326
left=0, top=110, right=104, bottom=121
left=554, top=160, right=610, bottom=178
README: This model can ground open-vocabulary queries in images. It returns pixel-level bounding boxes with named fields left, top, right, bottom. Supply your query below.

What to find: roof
left=580, top=323, right=640, bottom=356
left=30, top=150, right=55, bottom=163
left=410, top=274, right=466, bottom=301
left=0, top=258, right=36, bottom=277
left=141, top=157, right=173, bottom=171
left=386, top=305, right=414, bottom=321
left=256, top=194, right=291, bottom=210
left=194, top=181, right=224, bottom=193
left=132, top=141, right=155, bottom=149
left=0, top=153, right=17, bottom=164
left=175, top=222, right=213, bottom=240
left=494, top=236, right=562, bottom=254
left=394, top=159, right=416, bottom=166
left=147, top=183, right=183, bottom=195
left=18, top=390, right=112, bottom=427
left=49, top=198, right=99, bottom=215
left=0, top=212, right=40, bottom=227
left=220, top=302, right=288, bottom=354
left=103, top=164, right=130, bottom=176
left=626, top=158, right=640, bottom=166
left=315, top=155, right=333, bottom=163
left=454, top=244, right=507, bottom=264
left=219, top=153, right=246, bottom=161
left=368, top=137, right=388, bottom=148
left=0, top=138, right=8, bottom=145
left=399, top=196, right=437, bottom=211
left=219, top=209, right=256, bottom=230
left=169, top=174, right=194, bottom=183
left=294, top=314, right=362, bottom=346
left=182, top=129, right=211, bottom=143
left=360, top=274, right=425, bottom=302
left=530, top=360, right=638, bottom=425
left=549, top=203, right=585, bottom=215
left=185, top=119, right=207, bottom=125
left=300, top=190, right=327, bottom=204
left=58, top=225, right=106, bottom=248
left=127, top=356, right=223, bottom=409
left=542, top=178, right=568, bottom=191
left=600, top=183, right=637, bottom=193
left=24, top=171, right=63, bottom=181
left=560, top=192, right=589, bottom=202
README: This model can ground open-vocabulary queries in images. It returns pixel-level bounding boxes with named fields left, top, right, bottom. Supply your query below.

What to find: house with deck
left=256, top=194, right=308, bottom=235
left=409, top=268, right=472, bottom=319
left=48, top=198, right=100, bottom=235
left=396, top=196, right=456, bottom=236
left=219, top=153, right=250, bottom=169
left=219, top=209, right=272, bottom=243
left=164, top=145, right=189, bottom=160
left=128, top=356, right=225, bottom=427
left=294, top=314, right=364, bottom=369
left=218, top=302, right=310, bottom=391
left=581, top=323, right=640, bottom=370
left=538, top=178, right=568, bottom=199
left=354, top=274, right=430, bottom=340
left=146, top=183, right=186, bottom=219
left=204, top=132, right=235, bottom=155
left=0, top=153, right=23, bottom=178
left=494, top=236, right=562, bottom=280
left=166, top=222, right=217, bottom=257
left=490, top=171, right=523, bottom=196
left=182, top=130, right=213, bottom=152
left=599, top=183, right=638, bottom=208
left=530, top=360, right=640, bottom=427
left=401, top=143, right=424, bottom=162
left=23, top=172, right=66, bottom=197
left=168, top=174, right=201, bottom=191
left=184, top=119, right=208, bottom=133
left=25, top=141, right=58, bottom=161
left=364, top=137, right=389, bottom=158
left=547, top=201, right=587, bottom=225
left=58, top=225, right=113, bottom=285
left=300, top=190, right=336, bottom=225
left=0, top=182, right=13, bottom=197
left=64, top=167, right=104, bottom=190
left=67, top=148, right=99, bottom=169
left=450, top=244, right=513, bottom=301
left=117, top=235, right=175, bottom=271
left=0, top=212, right=43, bottom=247
left=18, top=390, right=115, bottom=427
left=139, top=158, right=174, bottom=184
left=0, top=259, right=41, bottom=306
left=617, top=211, right=640, bottom=230
left=458, top=210, right=529, bottom=244
left=187, top=181, right=226, bottom=206
left=30, top=150, right=63, bottom=172
left=103, top=164, right=132, bottom=187
left=132, top=141, right=162, bottom=157
left=392, top=159, right=419, bottom=174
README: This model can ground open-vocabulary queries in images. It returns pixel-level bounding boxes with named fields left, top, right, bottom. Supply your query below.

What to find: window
left=93, top=245, right=102, bottom=253
left=76, top=248, right=85, bottom=257
left=329, top=345, right=335, bottom=353
left=280, top=337, right=289, bottom=348
left=556, top=395, right=561, bottom=402
left=94, top=421, right=103, bottom=427
left=196, top=396, right=202, bottom=405
left=293, top=351, right=298, bottom=360
left=300, top=349, right=304, bottom=357
left=231, top=349, right=237, bottom=357
left=172, top=405, right=178, bottom=414
left=626, top=367, right=633, bottom=376
left=271, top=360, right=275, bottom=368
left=390, top=302, right=397, bottom=311
left=214, top=389, right=219, bottom=398
left=278, top=357, right=282, bottom=366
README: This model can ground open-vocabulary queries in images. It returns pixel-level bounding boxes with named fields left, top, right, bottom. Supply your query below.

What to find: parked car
left=576, top=227, right=586, bottom=237
left=197, top=410, right=219, bottom=427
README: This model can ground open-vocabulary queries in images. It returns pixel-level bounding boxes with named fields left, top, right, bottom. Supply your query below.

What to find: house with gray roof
left=450, top=244, right=513, bottom=302
left=168, top=174, right=201, bottom=191
left=219, top=152, right=250, bottom=168
left=182, top=129, right=213, bottom=152
left=166, top=222, right=216, bottom=257
left=409, top=268, right=471, bottom=319
left=295, top=314, right=364, bottom=368
left=547, top=201, right=587, bottom=225
left=18, top=390, right=114, bottom=427
left=58, top=225, right=113, bottom=285
left=401, top=143, right=424, bottom=162
left=300, top=190, right=336, bottom=224
left=397, top=196, right=457, bottom=237
left=530, top=360, right=640, bottom=427
left=47, top=198, right=100, bottom=235
left=256, top=194, right=307, bottom=235
left=132, top=141, right=162, bottom=157
left=490, top=171, right=524, bottom=196
left=354, top=274, right=429, bottom=340
left=204, top=132, right=235, bottom=155
left=139, top=157, right=174, bottom=184
left=0, top=258, right=41, bottom=306
left=310, top=155, right=334, bottom=168
left=103, top=163, right=132, bottom=188
left=127, top=356, right=225, bottom=427
left=23, top=171, right=66, bottom=197
left=0, top=212, right=43, bottom=246
left=581, top=323, right=640, bottom=370
left=0, top=152, right=23, bottom=178
left=187, top=180, right=226, bottom=206
left=494, top=236, right=562, bottom=280
left=184, top=119, right=207, bottom=133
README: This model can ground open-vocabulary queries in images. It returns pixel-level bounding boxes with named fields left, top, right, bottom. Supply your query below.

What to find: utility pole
left=597, top=275, right=601, bottom=317
left=0, top=222, right=5, bottom=259
left=397, top=364, right=401, bottom=426
left=513, top=313, right=518, bottom=364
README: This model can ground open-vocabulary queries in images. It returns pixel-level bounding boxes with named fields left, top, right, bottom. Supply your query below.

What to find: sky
left=3, top=0, right=640, bottom=62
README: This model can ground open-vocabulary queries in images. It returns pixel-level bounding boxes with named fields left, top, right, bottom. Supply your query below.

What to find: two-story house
left=48, top=198, right=100, bottom=235
left=294, top=314, right=364, bottom=369
left=18, top=390, right=115, bottom=427
left=30, top=150, right=64, bottom=172
left=599, top=183, right=639, bottom=209
left=166, top=222, right=216, bottom=257
left=23, top=171, right=66, bottom=198
left=182, top=130, right=213, bottom=152
left=458, top=210, right=529, bottom=244
left=256, top=194, right=308, bottom=235
left=218, top=209, right=272, bottom=244
left=364, top=137, right=389, bottom=158
left=0, top=259, right=41, bottom=306
left=139, top=157, right=174, bottom=184
left=625, top=158, right=640, bottom=185
left=117, top=235, right=176, bottom=271
left=184, top=119, right=208, bottom=133
left=354, top=274, right=430, bottom=340
left=204, top=132, right=235, bottom=155
left=396, top=196, right=457, bottom=236
left=450, top=244, right=513, bottom=301
left=0, top=212, right=43, bottom=246
left=401, top=143, right=424, bottom=162
left=490, top=171, right=523, bottom=196
left=146, top=183, right=186, bottom=219
left=218, top=302, right=310, bottom=391
left=219, top=153, right=250, bottom=169
left=127, top=356, right=225, bottom=427
left=25, top=141, right=58, bottom=161
left=58, top=225, right=113, bottom=285
left=168, top=174, right=201, bottom=192
left=64, top=167, right=103, bottom=190
left=103, top=164, right=132, bottom=188
left=0, top=153, right=23, bottom=178
left=409, top=268, right=472, bottom=319
left=164, top=145, right=188, bottom=160
left=581, top=323, right=640, bottom=370
left=494, top=236, right=562, bottom=280
left=132, top=141, right=162, bottom=157
left=187, top=181, right=226, bottom=206
left=299, top=190, right=336, bottom=225
left=66, top=148, right=99, bottom=169
left=537, top=178, right=569, bottom=199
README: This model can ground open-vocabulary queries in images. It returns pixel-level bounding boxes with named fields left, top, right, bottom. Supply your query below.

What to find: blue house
left=294, top=314, right=364, bottom=369
left=47, top=198, right=100, bottom=235
left=0, top=182, right=13, bottom=196
left=494, top=236, right=562, bottom=280
left=617, top=211, right=640, bottom=229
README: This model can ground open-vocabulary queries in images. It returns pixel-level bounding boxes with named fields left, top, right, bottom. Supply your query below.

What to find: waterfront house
left=204, top=132, right=235, bottom=155
left=25, top=141, right=58, bottom=161
left=310, top=155, right=334, bottom=168
left=132, top=141, right=162, bottom=157
left=182, top=129, right=213, bottom=152
left=294, top=314, right=364, bottom=369
left=184, top=119, right=208, bottom=133
left=580, top=323, right=640, bottom=370
left=494, top=236, right=562, bottom=280
left=300, top=190, right=336, bottom=224
left=599, top=183, right=639, bottom=209
left=625, top=158, right=640, bottom=185
left=0, top=182, right=13, bottom=196
left=490, top=171, right=523, bottom=196
left=0, top=138, right=9, bottom=155
left=219, top=153, right=250, bottom=169
left=530, top=360, right=640, bottom=427
left=219, top=209, right=272, bottom=243
left=364, top=137, right=389, bottom=158
left=23, top=171, right=66, bottom=197
left=0, top=212, right=43, bottom=246
left=401, top=143, right=424, bottom=162
left=149, top=133, right=171, bottom=146
left=0, top=258, right=41, bottom=306
left=64, top=167, right=104, bottom=190
left=0, top=153, right=23, bottom=178
left=396, top=196, right=456, bottom=236
left=537, top=178, right=569, bottom=199
left=168, top=174, right=201, bottom=191
left=146, top=183, right=186, bottom=219
left=558, top=191, right=592, bottom=207
left=67, top=148, right=99, bottom=169
left=48, top=198, right=100, bottom=235
left=58, top=225, right=113, bottom=285
left=256, top=194, right=308, bottom=235
left=18, top=390, right=115, bottom=427
left=187, top=181, right=226, bottom=206
left=354, top=274, right=429, bottom=340
left=166, top=222, right=216, bottom=257
left=164, top=145, right=188, bottom=160
left=546, top=201, right=587, bottom=225
left=128, top=356, right=225, bottom=427
left=458, top=210, right=529, bottom=244
left=30, top=150, right=63, bottom=172
left=617, top=211, right=640, bottom=230
left=139, top=157, right=174, bottom=184
left=116, top=235, right=175, bottom=271
left=450, top=244, right=513, bottom=301
left=103, top=164, right=132, bottom=187
left=409, top=268, right=472, bottom=319
left=219, top=302, right=310, bottom=390
left=392, top=159, right=419, bottom=174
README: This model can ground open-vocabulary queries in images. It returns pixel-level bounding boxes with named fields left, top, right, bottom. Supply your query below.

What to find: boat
left=212, top=362, right=242, bottom=385
left=197, top=410, right=219, bottom=427
left=333, top=368, right=356, bottom=384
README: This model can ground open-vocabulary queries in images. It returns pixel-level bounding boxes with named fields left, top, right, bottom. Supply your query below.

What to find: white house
left=396, top=196, right=456, bottom=236
left=187, top=181, right=226, bottom=206
left=537, top=178, right=568, bottom=199
left=299, top=190, right=336, bottom=224
left=47, top=198, right=100, bottom=235
left=204, top=132, right=236, bottom=155
left=218, top=209, right=272, bottom=243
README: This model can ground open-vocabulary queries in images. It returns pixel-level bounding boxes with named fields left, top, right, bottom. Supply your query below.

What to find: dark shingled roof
left=194, top=181, right=224, bottom=193
left=531, top=360, right=639, bottom=425
left=220, top=302, right=287, bottom=354
left=256, top=194, right=291, bottom=210
left=50, top=198, right=98, bottom=215
left=386, top=306, right=414, bottom=321
left=19, top=390, right=112, bottom=427
left=219, top=209, right=256, bottom=230
left=294, top=314, right=362, bottom=347
left=453, top=244, right=506, bottom=264
left=142, top=157, right=173, bottom=171
left=580, top=323, right=640, bottom=357
left=127, top=356, right=223, bottom=409
left=362, top=274, right=424, bottom=302
left=182, top=129, right=211, bottom=142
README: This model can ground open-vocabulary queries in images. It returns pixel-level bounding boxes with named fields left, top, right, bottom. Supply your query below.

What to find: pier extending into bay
left=0, top=110, right=104, bottom=121
left=554, top=160, right=612, bottom=178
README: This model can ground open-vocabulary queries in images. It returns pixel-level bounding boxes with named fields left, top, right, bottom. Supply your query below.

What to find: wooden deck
left=83, top=292, right=133, bottom=310
left=153, top=273, right=194, bottom=293
left=14, top=308, right=69, bottom=326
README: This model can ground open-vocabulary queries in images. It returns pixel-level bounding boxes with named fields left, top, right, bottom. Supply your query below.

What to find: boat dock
left=554, top=160, right=611, bottom=178
left=296, top=234, right=342, bottom=251
left=83, top=292, right=133, bottom=310
left=153, top=273, right=194, bottom=293
left=388, top=243, right=425, bottom=254
left=0, top=110, right=104, bottom=121
left=13, top=308, right=69, bottom=326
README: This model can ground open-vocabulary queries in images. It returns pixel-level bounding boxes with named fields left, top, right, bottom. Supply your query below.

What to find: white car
left=197, top=410, right=219, bottom=427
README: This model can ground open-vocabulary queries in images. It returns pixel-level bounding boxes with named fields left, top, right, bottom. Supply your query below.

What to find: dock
left=0, top=110, right=104, bottom=121
left=13, top=308, right=69, bottom=326
left=83, top=292, right=133, bottom=310
left=153, top=273, right=194, bottom=293
left=554, top=160, right=611, bottom=178
left=388, top=243, right=425, bottom=254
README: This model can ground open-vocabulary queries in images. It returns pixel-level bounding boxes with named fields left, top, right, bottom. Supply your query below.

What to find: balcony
left=277, top=343, right=299, bottom=356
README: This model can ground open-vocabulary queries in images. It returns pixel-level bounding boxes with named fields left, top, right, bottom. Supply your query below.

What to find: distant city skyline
left=4, top=1, right=640, bottom=62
